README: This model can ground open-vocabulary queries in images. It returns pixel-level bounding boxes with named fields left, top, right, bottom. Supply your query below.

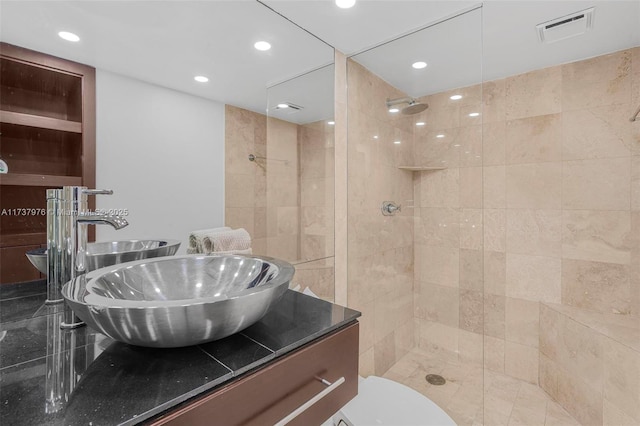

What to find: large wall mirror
left=226, top=63, right=336, bottom=301
left=0, top=1, right=335, bottom=300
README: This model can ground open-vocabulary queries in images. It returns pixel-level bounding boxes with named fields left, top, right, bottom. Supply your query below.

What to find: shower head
left=385, top=97, right=429, bottom=115
left=402, top=101, right=428, bottom=115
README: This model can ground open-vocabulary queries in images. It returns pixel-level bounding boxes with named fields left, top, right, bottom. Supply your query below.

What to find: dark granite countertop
left=0, top=280, right=360, bottom=425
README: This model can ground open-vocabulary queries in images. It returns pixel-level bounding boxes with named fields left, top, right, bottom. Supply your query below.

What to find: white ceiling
left=1, top=1, right=639, bottom=117
left=0, top=1, right=334, bottom=119
left=482, top=1, right=640, bottom=84
left=262, top=0, right=478, bottom=55
left=268, top=64, right=335, bottom=124
left=265, top=0, right=640, bottom=97
left=352, top=6, right=482, bottom=98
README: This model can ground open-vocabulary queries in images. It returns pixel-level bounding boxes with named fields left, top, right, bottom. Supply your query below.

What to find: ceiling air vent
left=536, top=8, right=594, bottom=44
left=275, top=102, right=304, bottom=111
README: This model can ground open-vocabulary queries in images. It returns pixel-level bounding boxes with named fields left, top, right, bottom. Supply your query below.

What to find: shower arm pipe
left=631, top=104, right=640, bottom=122
left=385, top=97, right=416, bottom=107
left=248, top=154, right=289, bottom=164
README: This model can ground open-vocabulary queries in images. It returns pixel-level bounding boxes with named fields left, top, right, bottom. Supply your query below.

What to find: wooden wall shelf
left=0, top=110, right=82, bottom=133
left=0, top=42, right=95, bottom=284
left=0, top=173, right=82, bottom=187
left=0, top=232, right=47, bottom=248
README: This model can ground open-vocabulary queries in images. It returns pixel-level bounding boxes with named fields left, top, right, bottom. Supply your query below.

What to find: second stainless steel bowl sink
left=25, top=239, right=181, bottom=274
left=62, top=255, right=295, bottom=348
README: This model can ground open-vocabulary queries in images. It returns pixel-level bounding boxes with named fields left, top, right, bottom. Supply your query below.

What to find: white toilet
left=328, top=376, right=457, bottom=426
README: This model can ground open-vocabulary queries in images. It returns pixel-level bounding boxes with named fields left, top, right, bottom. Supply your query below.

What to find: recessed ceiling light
left=394, top=140, right=401, bottom=145
left=412, top=61, right=427, bottom=69
left=254, top=41, right=271, bottom=51
left=336, top=0, right=356, bottom=8
left=468, top=112, right=480, bottom=117
left=58, top=31, right=80, bottom=42
left=277, top=103, right=289, bottom=109
left=453, top=144, right=461, bottom=147
left=194, top=76, right=209, bottom=83
left=450, top=95, right=463, bottom=100
left=373, top=135, right=379, bottom=139
left=327, top=121, right=335, bottom=125
left=436, top=134, right=445, bottom=138
left=389, top=108, right=400, bottom=113
left=416, top=122, right=426, bottom=126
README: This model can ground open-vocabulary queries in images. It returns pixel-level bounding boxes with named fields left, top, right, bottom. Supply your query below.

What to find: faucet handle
left=83, top=189, right=113, bottom=196
left=381, top=201, right=401, bottom=216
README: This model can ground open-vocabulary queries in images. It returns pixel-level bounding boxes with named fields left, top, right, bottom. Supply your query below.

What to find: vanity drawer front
left=152, top=322, right=359, bottom=426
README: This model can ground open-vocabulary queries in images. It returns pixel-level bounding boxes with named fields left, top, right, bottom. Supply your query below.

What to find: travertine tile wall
left=536, top=47, right=640, bottom=426
left=225, top=106, right=336, bottom=300
left=540, top=303, right=640, bottom=425
left=293, top=257, right=335, bottom=301
left=334, top=50, right=348, bottom=307
left=413, top=47, right=640, bottom=392
left=346, top=59, right=416, bottom=376
left=224, top=105, right=299, bottom=260
left=225, top=105, right=269, bottom=255
left=299, top=120, right=335, bottom=262
left=630, top=46, right=640, bottom=322
left=265, top=116, right=299, bottom=261
left=412, top=83, right=486, bottom=369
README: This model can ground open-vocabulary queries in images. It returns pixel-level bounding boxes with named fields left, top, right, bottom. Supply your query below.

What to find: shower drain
left=425, top=374, right=446, bottom=386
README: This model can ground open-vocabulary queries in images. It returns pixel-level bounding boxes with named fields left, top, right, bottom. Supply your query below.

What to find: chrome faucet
left=46, top=186, right=129, bottom=328
left=74, top=212, right=128, bottom=274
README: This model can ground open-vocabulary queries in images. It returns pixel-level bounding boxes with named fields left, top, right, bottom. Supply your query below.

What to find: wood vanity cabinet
left=0, top=43, right=96, bottom=283
left=149, top=322, right=359, bottom=426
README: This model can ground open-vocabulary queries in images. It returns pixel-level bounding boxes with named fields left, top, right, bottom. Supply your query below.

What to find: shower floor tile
left=382, top=347, right=581, bottom=426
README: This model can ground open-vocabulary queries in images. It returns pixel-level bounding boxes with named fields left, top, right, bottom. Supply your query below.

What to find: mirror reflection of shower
left=385, top=97, right=428, bottom=115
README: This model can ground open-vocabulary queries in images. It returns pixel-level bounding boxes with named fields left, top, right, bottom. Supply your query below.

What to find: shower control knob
left=382, top=201, right=401, bottom=216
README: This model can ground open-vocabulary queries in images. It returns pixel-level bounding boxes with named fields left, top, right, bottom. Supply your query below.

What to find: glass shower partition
left=346, top=6, right=485, bottom=425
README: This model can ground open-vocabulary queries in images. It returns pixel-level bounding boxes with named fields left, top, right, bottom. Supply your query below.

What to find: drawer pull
left=274, top=376, right=346, bottom=426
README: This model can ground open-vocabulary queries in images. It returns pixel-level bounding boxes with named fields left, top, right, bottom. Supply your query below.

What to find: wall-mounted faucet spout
left=77, top=212, right=129, bottom=230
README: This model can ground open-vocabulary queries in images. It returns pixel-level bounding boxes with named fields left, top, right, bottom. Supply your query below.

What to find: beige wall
left=334, top=50, right=348, bottom=307
left=225, top=105, right=335, bottom=300
left=297, top=119, right=336, bottom=301
left=299, top=120, right=335, bottom=262
left=224, top=105, right=299, bottom=260
left=414, top=47, right=640, bottom=390
left=539, top=302, right=640, bottom=425
left=294, top=257, right=335, bottom=300
left=265, top=116, right=300, bottom=261
left=347, top=59, right=416, bottom=376
left=412, top=83, right=485, bottom=369
left=228, top=46, right=640, bottom=397
left=225, top=105, right=269, bottom=256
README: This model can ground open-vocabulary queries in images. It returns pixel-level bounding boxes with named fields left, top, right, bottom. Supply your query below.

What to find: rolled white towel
left=188, top=227, right=230, bottom=253
left=202, top=228, right=251, bottom=254
left=215, top=248, right=252, bottom=256
left=187, top=247, right=250, bottom=256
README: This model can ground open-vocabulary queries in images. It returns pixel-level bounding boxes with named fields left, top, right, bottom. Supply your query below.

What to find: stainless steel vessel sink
left=62, top=255, right=295, bottom=348
left=25, top=240, right=181, bottom=274
left=25, top=248, right=48, bottom=274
